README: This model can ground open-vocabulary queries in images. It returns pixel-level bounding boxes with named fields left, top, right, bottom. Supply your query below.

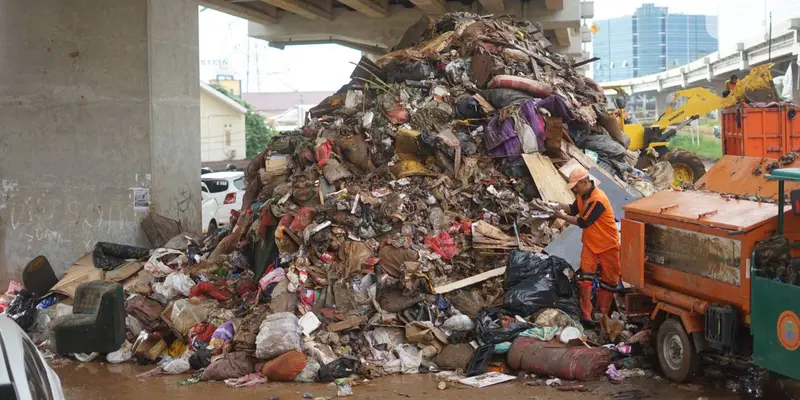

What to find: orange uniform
left=567, top=184, right=621, bottom=320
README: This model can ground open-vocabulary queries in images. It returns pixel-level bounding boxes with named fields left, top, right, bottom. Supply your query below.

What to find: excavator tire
left=663, top=149, right=706, bottom=186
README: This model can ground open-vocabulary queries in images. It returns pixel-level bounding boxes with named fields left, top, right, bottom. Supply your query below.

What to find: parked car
left=201, top=183, right=220, bottom=234
left=201, top=167, right=214, bottom=175
left=0, top=315, right=65, bottom=400
left=201, top=171, right=245, bottom=233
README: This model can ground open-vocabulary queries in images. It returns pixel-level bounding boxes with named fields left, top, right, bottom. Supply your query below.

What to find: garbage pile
left=2, top=12, right=676, bottom=394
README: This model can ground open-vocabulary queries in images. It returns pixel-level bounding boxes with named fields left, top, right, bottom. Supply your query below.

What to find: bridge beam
left=655, top=91, right=670, bottom=118
left=337, top=0, right=390, bottom=18
left=261, top=0, right=333, bottom=20
left=737, top=42, right=749, bottom=71
left=409, top=0, right=447, bottom=15
left=478, top=0, right=506, bottom=15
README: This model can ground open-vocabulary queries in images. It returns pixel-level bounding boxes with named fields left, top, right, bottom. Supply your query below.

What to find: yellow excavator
left=603, top=63, right=778, bottom=185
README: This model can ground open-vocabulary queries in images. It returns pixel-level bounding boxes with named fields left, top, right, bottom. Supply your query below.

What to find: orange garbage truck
left=618, top=156, right=800, bottom=382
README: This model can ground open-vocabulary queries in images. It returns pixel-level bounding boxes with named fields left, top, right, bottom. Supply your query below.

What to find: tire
left=662, top=149, right=706, bottom=185
left=657, top=318, right=699, bottom=382
left=207, top=219, right=218, bottom=236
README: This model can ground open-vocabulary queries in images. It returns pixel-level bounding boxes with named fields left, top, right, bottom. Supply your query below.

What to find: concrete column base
left=0, top=0, right=201, bottom=285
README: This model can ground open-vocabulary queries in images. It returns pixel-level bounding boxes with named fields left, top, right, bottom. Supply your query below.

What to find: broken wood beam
left=261, top=0, right=333, bottom=20
left=434, top=267, right=506, bottom=294
left=337, top=0, right=389, bottom=17
left=327, top=315, right=368, bottom=332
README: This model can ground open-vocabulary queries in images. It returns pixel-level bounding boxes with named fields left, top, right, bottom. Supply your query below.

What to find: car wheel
left=657, top=318, right=699, bottom=382
left=208, top=220, right=218, bottom=236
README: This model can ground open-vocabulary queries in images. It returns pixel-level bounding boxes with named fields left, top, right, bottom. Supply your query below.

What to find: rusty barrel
left=506, top=337, right=613, bottom=380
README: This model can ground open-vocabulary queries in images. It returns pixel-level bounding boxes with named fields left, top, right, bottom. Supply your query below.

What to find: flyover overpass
left=601, top=18, right=800, bottom=114
left=203, top=0, right=594, bottom=59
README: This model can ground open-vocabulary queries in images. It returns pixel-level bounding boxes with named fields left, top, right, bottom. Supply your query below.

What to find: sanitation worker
left=553, top=166, right=620, bottom=326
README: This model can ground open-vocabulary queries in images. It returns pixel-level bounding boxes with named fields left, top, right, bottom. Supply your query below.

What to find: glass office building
left=593, top=4, right=718, bottom=82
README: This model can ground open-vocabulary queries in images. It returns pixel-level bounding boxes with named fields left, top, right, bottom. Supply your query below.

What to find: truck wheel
left=657, top=318, right=699, bottom=382
left=663, top=149, right=706, bottom=186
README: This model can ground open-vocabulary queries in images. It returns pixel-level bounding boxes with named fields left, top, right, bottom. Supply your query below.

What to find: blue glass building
left=593, top=4, right=718, bottom=82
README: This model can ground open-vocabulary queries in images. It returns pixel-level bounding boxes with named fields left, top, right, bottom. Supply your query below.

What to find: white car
left=201, top=171, right=245, bottom=233
left=0, top=315, right=65, bottom=400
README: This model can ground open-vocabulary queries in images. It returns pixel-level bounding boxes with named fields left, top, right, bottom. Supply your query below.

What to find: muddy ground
left=53, top=361, right=794, bottom=400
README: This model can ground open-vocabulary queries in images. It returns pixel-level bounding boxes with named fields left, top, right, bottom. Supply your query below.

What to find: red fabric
left=236, top=280, right=257, bottom=297
left=190, top=282, right=233, bottom=302
left=315, top=140, right=334, bottom=167
left=188, top=322, right=217, bottom=347
left=279, top=215, right=294, bottom=228
left=260, top=351, right=307, bottom=381
left=424, top=231, right=458, bottom=260
left=289, top=207, right=317, bottom=233
left=258, top=208, right=277, bottom=238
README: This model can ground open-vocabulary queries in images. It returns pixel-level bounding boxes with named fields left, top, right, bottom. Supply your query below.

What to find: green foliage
left=668, top=134, right=722, bottom=161
left=210, top=84, right=277, bottom=159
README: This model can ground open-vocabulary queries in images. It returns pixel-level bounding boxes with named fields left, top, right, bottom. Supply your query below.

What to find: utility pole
left=768, top=12, right=773, bottom=62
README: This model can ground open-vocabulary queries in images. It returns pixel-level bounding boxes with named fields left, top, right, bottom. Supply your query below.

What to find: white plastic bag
left=294, top=359, right=320, bottom=383
left=394, top=343, right=421, bottom=374
left=255, top=312, right=302, bottom=360
left=162, top=357, right=191, bottom=374
left=170, top=299, right=209, bottom=335
left=441, top=314, right=475, bottom=332
left=144, top=248, right=187, bottom=278
left=154, top=273, right=195, bottom=299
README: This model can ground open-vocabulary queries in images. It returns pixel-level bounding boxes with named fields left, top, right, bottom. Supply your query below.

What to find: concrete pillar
left=790, top=59, right=800, bottom=104
left=0, top=0, right=201, bottom=286
left=655, top=91, right=671, bottom=119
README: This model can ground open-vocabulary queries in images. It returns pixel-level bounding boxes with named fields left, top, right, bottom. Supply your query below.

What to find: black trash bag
left=475, top=307, right=531, bottom=345
left=318, top=355, right=361, bottom=382
left=189, top=344, right=212, bottom=370
left=6, top=289, right=38, bottom=332
left=503, top=251, right=580, bottom=318
left=481, top=88, right=532, bottom=109
left=454, top=96, right=483, bottom=119
left=465, top=343, right=493, bottom=377
left=384, top=60, right=435, bottom=83
left=92, top=242, right=151, bottom=271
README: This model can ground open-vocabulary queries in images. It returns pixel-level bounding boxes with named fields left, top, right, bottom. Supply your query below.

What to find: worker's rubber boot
left=577, top=281, right=594, bottom=327
left=596, top=288, right=614, bottom=316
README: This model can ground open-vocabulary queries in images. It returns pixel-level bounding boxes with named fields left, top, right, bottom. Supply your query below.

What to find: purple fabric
left=520, top=99, right=546, bottom=150
left=535, top=95, right=576, bottom=122
left=212, top=321, right=235, bottom=341
left=485, top=116, right=522, bottom=161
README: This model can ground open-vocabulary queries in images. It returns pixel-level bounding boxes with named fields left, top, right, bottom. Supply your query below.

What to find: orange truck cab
left=619, top=156, right=800, bottom=382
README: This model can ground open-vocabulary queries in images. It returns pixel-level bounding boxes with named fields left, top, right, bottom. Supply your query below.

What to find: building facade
left=200, top=82, right=247, bottom=163
left=593, top=4, right=718, bottom=82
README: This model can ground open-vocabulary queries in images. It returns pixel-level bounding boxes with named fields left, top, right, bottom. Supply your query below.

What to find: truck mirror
left=792, top=189, right=800, bottom=215
left=614, top=97, right=627, bottom=109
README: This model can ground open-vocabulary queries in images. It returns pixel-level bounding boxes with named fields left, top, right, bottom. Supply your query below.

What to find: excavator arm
left=650, top=63, right=778, bottom=140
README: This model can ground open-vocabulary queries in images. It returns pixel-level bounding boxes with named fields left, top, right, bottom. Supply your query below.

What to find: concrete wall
left=200, top=90, right=246, bottom=162
left=0, top=0, right=200, bottom=286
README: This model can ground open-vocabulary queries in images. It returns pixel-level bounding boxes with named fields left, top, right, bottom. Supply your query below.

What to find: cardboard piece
left=522, top=153, right=575, bottom=204
left=48, top=254, right=104, bottom=299
left=104, top=260, right=145, bottom=283
left=459, top=372, right=517, bottom=388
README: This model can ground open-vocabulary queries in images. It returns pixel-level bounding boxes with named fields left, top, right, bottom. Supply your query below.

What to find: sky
left=199, top=1, right=800, bottom=94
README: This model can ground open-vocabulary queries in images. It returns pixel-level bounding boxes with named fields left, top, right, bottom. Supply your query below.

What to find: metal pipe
left=779, top=180, right=785, bottom=235
left=643, top=284, right=710, bottom=315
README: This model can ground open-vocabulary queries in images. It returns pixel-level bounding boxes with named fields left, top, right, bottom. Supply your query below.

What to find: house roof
left=242, top=91, right=333, bottom=115
left=200, top=81, right=248, bottom=114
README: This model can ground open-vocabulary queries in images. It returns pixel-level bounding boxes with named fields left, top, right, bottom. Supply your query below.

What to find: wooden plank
left=327, top=315, right=368, bottom=332
left=522, top=153, right=575, bottom=204
left=558, top=158, right=583, bottom=180
left=434, top=267, right=506, bottom=294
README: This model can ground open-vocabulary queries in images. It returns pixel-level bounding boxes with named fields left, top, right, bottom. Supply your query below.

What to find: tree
left=210, top=85, right=277, bottom=159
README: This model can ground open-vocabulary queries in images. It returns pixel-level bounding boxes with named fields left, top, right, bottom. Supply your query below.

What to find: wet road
left=53, top=361, right=746, bottom=400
